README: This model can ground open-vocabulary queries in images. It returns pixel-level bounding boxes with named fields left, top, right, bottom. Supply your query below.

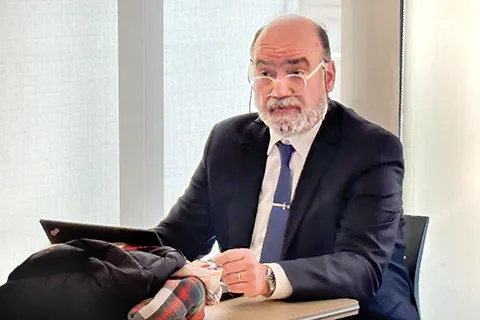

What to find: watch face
left=263, top=267, right=276, bottom=297
left=266, top=267, right=276, bottom=289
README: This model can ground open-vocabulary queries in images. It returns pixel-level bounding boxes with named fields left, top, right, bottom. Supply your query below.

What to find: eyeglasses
left=248, top=59, right=327, bottom=97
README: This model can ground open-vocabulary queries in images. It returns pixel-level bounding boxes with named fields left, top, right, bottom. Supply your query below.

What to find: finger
left=222, top=270, right=253, bottom=286
left=221, top=260, right=248, bottom=276
left=226, top=282, right=249, bottom=294
left=193, top=259, right=217, bottom=269
left=214, top=248, right=248, bottom=266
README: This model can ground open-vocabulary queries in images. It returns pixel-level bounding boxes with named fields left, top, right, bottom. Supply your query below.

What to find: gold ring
left=237, top=272, right=241, bottom=282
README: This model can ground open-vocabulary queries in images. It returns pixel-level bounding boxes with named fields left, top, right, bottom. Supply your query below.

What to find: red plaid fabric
left=128, top=277, right=206, bottom=320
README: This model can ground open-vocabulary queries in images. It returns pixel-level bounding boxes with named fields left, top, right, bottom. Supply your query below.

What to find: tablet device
left=39, top=218, right=164, bottom=246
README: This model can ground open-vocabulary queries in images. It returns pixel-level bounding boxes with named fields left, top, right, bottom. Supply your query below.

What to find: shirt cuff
left=264, top=263, right=293, bottom=299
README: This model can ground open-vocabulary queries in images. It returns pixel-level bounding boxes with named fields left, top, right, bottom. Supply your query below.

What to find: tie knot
left=276, top=142, right=295, bottom=166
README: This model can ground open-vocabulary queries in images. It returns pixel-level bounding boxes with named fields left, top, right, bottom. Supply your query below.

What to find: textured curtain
left=0, top=0, right=119, bottom=283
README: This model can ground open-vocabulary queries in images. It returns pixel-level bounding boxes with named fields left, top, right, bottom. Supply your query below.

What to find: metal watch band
left=263, top=265, right=276, bottom=297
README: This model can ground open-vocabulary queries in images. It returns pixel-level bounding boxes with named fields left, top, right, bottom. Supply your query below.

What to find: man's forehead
left=253, top=27, right=321, bottom=60
left=253, top=56, right=311, bottom=67
left=256, top=30, right=315, bottom=49
left=252, top=43, right=318, bottom=65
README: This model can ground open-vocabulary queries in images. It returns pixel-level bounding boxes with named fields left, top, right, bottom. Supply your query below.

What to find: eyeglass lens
left=252, top=75, right=305, bottom=96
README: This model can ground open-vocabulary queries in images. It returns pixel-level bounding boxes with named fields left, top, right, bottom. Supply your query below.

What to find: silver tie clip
left=272, top=202, right=290, bottom=210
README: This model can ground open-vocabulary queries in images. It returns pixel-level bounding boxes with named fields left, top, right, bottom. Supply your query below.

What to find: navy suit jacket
left=154, top=100, right=419, bottom=319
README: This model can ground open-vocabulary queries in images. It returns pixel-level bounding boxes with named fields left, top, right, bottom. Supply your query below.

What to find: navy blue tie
left=260, top=142, right=295, bottom=263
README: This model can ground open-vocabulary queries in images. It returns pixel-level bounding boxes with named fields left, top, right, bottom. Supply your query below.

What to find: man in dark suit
left=154, top=14, right=419, bottom=319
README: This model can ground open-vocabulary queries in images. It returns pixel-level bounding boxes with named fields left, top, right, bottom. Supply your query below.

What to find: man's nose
left=270, top=78, right=292, bottom=98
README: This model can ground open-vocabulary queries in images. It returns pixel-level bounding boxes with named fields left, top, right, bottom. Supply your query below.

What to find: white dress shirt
left=249, top=119, right=323, bottom=299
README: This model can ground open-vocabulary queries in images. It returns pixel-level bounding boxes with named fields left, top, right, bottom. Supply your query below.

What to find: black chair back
left=403, top=214, right=429, bottom=315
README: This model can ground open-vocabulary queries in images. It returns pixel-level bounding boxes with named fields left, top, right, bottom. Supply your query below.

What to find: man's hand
left=214, top=248, right=270, bottom=298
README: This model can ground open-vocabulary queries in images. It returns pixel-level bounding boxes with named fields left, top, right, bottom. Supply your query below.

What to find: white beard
left=257, top=96, right=328, bottom=137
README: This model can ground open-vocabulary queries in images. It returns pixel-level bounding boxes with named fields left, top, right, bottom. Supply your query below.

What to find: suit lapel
left=227, top=117, right=269, bottom=249
left=282, top=102, right=342, bottom=256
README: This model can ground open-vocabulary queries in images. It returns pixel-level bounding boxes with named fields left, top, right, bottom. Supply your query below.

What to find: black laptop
left=39, top=219, right=164, bottom=246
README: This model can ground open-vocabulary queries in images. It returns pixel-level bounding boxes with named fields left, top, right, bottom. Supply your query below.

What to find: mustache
left=266, top=97, right=304, bottom=111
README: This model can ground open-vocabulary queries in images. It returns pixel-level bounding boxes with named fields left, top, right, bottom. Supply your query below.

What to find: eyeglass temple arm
left=305, top=59, right=327, bottom=80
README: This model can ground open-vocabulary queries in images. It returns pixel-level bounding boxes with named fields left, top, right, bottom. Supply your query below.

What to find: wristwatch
left=263, top=265, right=276, bottom=297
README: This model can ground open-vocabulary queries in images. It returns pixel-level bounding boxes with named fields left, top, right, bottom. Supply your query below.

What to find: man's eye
left=290, top=70, right=305, bottom=75
left=259, top=71, right=272, bottom=77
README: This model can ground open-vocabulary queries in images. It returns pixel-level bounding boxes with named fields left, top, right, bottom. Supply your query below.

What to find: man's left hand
left=214, top=248, right=269, bottom=298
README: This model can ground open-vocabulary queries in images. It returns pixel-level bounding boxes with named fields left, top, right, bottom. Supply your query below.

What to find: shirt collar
left=267, top=118, right=323, bottom=159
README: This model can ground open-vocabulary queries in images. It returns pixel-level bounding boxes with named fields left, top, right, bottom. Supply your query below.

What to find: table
left=204, top=296, right=359, bottom=320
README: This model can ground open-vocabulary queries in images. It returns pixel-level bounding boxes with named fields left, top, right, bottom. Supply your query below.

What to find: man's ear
left=325, top=60, right=336, bottom=93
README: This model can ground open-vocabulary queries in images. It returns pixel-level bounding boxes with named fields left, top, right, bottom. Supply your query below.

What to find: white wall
left=0, top=0, right=119, bottom=283
left=402, top=0, right=480, bottom=318
left=340, top=0, right=401, bottom=135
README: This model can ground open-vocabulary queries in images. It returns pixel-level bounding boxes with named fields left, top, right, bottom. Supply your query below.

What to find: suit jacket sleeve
left=279, top=133, right=405, bottom=305
left=152, top=126, right=216, bottom=261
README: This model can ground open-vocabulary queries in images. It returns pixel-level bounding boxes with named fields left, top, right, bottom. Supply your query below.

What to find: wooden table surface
left=204, top=295, right=359, bottom=320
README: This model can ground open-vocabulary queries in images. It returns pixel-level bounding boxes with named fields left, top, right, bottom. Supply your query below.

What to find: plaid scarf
left=128, top=277, right=206, bottom=320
